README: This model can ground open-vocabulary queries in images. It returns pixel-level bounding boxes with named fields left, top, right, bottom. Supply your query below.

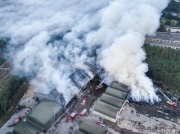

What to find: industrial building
left=73, top=121, right=107, bottom=134
left=34, top=63, right=98, bottom=105
left=12, top=99, right=63, bottom=134
left=110, top=81, right=130, bottom=93
left=93, top=81, right=129, bottom=122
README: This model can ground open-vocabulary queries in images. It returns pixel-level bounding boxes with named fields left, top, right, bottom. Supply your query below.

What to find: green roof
left=13, top=121, right=43, bottom=134
left=100, top=93, right=124, bottom=108
left=79, top=121, right=106, bottom=134
left=73, top=130, right=87, bottom=134
left=27, top=99, right=63, bottom=129
left=110, top=81, right=129, bottom=93
left=105, top=87, right=127, bottom=100
left=94, top=100, right=119, bottom=119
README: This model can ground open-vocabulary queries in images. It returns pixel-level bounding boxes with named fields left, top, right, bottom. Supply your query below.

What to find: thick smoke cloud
left=0, top=0, right=170, bottom=103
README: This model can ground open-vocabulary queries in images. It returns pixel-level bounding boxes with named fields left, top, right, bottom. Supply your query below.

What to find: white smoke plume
left=0, top=0, right=170, bottom=103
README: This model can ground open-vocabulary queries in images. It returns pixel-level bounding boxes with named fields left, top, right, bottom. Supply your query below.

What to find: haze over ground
left=0, top=0, right=170, bottom=103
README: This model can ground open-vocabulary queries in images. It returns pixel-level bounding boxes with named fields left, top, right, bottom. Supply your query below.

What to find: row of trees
left=144, top=44, right=180, bottom=94
left=0, top=76, right=26, bottom=117
left=161, top=13, right=180, bottom=27
left=161, top=19, right=179, bottom=27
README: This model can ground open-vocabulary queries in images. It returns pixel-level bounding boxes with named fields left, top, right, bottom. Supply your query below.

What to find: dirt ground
left=23, top=85, right=36, bottom=98
left=119, top=102, right=180, bottom=134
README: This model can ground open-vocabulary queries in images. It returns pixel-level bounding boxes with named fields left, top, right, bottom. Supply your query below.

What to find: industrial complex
left=1, top=73, right=179, bottom=134
left=0, top=61, right=179, bottom=134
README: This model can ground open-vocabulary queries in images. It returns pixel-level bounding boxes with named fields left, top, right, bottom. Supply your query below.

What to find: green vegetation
left=144, top=44, right=180, bottom=94
left=0, top=76, right=28, bottom=127
left=158, top=24, right=167, bottom=32
left=161, top=1, right=180, bottom=27
left=165, top=1, right=180, bottom=13
left=0, top=76, right=27, bottom=117
left=0, top=82, right=28, bottom=127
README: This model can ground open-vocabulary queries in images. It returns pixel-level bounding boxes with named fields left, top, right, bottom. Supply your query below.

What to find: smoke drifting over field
left=0, top=0, right=169, bottom=103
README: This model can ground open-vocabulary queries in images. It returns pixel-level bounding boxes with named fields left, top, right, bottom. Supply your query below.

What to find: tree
left=158, top=24, right=167, bottom=32
left=170, top=20, right=177, bottom=26
left=144, top=44, right=180, bottom=95
left=161, top=19, right=166, bottom=25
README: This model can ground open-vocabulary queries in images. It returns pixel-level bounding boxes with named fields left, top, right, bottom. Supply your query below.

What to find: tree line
left=158, top=1, right=180, bottom=32
left=144, top=44, right=180, bottom=95
left=0, top=76, right=26, bottom=117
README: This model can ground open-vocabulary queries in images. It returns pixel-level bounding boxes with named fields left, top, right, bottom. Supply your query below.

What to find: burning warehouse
left=34, top=63, right=98, bottom=106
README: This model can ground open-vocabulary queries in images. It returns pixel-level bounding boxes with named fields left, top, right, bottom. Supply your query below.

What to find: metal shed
left=110, top=81, right=129, bottom=93
left=100, top=93, right=124, bottom=108
left=73, top=130, right=87, bottom=134
left=27, top=99, right=63, bottom=131
left=79, top=121, right=106, bottom=134
left=13, top=121, right=43, bottom=134
left=94, top=100, right=119, bottom=119
left=105, top=87, right=127, bottom=100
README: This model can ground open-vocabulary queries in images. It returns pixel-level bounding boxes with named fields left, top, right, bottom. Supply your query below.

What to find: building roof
left=73, top=130, right=87, bottom=134
left=100, top=93, right=124, bottom=108
left=110, top=81, right=129, bottom=93
left=105, top=87, right=127, bottom=100
left=79, top=121, right=106, bottom=134
left=94, top=100, right=119, bottom=119
left=27, top=99, right=63, bottom=128
left=13, top=121, right=43, bottom=134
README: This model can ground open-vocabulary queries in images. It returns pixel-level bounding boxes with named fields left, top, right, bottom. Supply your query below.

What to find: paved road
left=145, top=32, right=180, bottom=49
left=146, top=41, right=180, bottom=49
left=0, top=108, right=30, bottom=134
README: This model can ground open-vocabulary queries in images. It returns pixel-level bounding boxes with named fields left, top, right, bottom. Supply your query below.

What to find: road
left=145, top=32, right=180, bottom=49
left=0, top=108, right=30, bottom=134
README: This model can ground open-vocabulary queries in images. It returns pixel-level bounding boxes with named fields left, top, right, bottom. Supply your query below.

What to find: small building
left=100, top=93, right=124, bottom=108
left=105, top=87, right=127, bottom=100
left=26, top=99, right=63, bottom=130
left=74, top=130, right=86, bottom=134
left=13, top=99, right=63, bottom=134
left=110, top=81, right=130, bottom=93
left=74, top=121, right=107, bottom=134
left=93, top=82, right=129, bottom=122
left=94, top=101, right=119, bottom=120
left=13, top=121, right=44, bottom=134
